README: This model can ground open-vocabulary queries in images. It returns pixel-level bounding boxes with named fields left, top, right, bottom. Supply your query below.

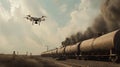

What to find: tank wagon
left=41, top=30, right=120, bottom=62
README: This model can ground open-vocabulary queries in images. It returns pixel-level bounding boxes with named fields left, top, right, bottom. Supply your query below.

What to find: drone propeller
left=24, top=17, right=29, bottom=19
left=41, top=16, right=47, bottom=18
left=27, top=15, right=31, bottom=17
left=42, top=18, right=45, bottom=21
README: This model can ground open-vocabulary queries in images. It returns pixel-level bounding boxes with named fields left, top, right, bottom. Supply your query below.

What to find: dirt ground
left=1, top=54, right=120, bottom=67
left=0, top=54, right=64, bottom=67
left=35, top=57, right=120, bottom=67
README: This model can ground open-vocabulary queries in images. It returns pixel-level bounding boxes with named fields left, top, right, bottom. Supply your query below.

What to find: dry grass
left=0, top=54, right=64, bottom=67
left=0, top=54, right=41, bottom=67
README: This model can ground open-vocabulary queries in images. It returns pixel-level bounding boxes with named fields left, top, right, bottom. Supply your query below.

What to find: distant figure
left=30, top=53, right=32, bottom=56
left=25, top=15, right=47, bottom=25
left=13, top=51, right=16, bottom=60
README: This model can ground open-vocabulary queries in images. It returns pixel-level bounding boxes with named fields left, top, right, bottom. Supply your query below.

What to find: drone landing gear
left=35, top=21, right=37, bottom=24
left=39, top=22, right=40, bottom=25
left=32, top=22, right=34, bottom=25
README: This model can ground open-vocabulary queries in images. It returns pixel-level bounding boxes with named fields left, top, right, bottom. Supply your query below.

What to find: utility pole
left=47, top=45, right=49, bottom=51
left=26, top=52, right=28, bottom=56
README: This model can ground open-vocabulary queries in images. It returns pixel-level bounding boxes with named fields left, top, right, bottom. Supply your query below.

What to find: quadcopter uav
left=25, top=15, right=46, bottom=25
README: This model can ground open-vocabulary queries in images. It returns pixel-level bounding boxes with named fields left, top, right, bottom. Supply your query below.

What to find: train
left=41, top=30, right=120, bottom=62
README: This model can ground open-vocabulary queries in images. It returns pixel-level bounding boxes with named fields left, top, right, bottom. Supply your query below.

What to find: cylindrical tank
left=44, top=51, right=48, bottom=56
left=93, top=30, right=120, bottom=51
left=80, top=39, right=95, bottom=52
left=50, top=50, right=54, bottom=56
left=80, top=30, right=120, bottom=52
left=65, top=46, right=71, bottom=54
left=65, top=43, right=80, bottom=54
left=57, top=47, right=65, bottom=55
left=47, top=50, right=53, bottom=56
left=52, top=49, right=57, bottom=55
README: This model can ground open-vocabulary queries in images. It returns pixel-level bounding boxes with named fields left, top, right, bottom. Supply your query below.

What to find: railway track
left=34, top=57, right=120, bottom=67
left=58, top=61, right=88, bottom=67
left=34, top=57, right=88, bottom=67
left=62, top=59, right=120, bottom=67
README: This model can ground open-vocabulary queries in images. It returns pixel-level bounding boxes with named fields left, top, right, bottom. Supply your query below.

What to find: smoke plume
left=62, top=0, right=120, bottom=46
left=101, top=0, right=120, bottom=31
left=91, top=15, right=108, bottom=34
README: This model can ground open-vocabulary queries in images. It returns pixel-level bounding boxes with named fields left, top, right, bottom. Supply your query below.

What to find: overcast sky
left=0, top=0, right=103, bottom=55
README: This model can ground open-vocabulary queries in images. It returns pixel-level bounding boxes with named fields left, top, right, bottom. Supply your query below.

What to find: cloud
left=0, top=0, right=56, bottom=54
left=57, top=0, right=103, bottom=39
left=0, top=0, right=104, bottom=54
left=60, top=4, right=67, bottom=13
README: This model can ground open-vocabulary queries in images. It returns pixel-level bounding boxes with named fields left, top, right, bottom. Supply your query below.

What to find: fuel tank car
left=52, top=49, right=58, bottom=56
left=65, top=43, right=80, bottom=54
left=57, top=47, right=65, bottom=55
left=93, top=30, right=120, bottom=52
left=80, top=30, right=120, bottom=52
left=80, top=38, right=95, bottom=52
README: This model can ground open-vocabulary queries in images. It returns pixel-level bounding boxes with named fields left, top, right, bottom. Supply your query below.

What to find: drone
left=25, top=15, right=46, bottom=25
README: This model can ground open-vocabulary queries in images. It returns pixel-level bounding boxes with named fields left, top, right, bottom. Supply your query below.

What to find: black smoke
left=62, top=32, right=83, bottom=46
left=101, top=0, right=120, bottom=31
left=91, top=15, right=108, bottom=34
left=62, top=0, right=120, bottom=46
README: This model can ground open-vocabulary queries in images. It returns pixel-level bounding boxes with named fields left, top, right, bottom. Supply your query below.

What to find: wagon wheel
left=109, top=56, right=118, bottom=62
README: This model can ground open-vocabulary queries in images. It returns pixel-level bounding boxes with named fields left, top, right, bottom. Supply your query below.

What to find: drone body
left=25, top=15, right=46, bottom=25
